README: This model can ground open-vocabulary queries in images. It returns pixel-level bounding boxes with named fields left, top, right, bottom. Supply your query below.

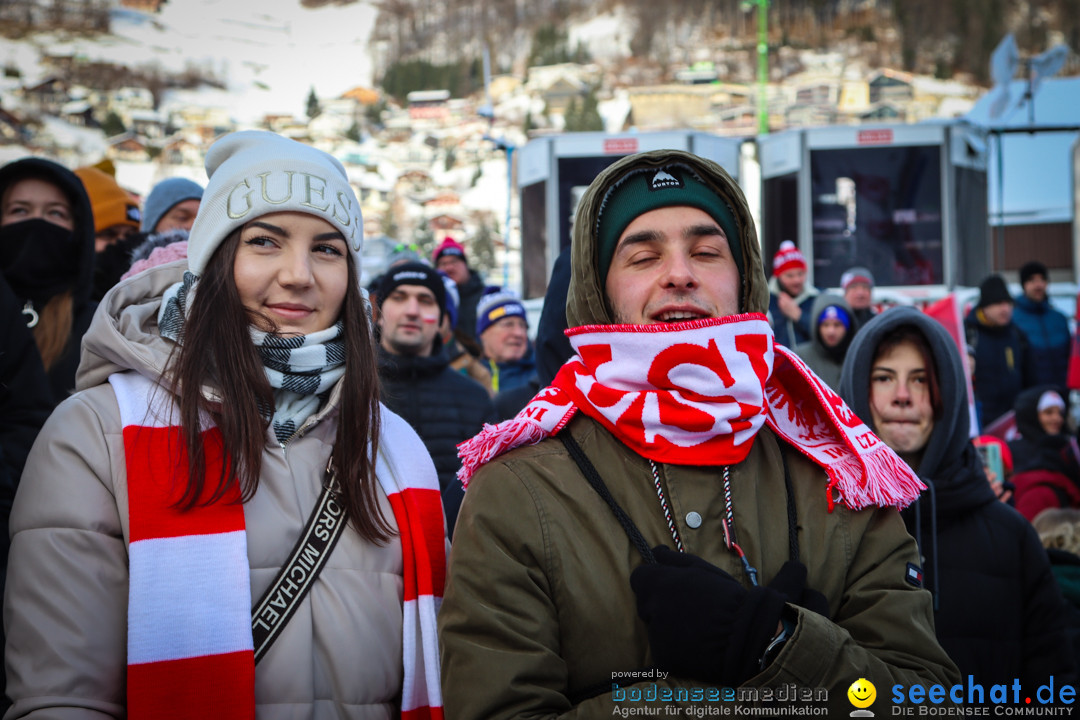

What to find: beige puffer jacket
left=4, top=261, right=410, bottom=719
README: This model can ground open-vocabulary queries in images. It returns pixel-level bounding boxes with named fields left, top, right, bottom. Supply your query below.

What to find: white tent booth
left=756, top=122, right=991, bottom=298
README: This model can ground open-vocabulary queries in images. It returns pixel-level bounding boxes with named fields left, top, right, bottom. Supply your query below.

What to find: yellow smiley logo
left=848, top=678, right=876, bottom=709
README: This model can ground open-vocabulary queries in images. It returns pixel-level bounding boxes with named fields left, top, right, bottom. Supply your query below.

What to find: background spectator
left=1009, top=386, right=1080, bottom=521
left=476, top=286, right=535, bottom=393
left=1012, top=260, right=1071, bottom=389
left=74, top=165, right=143, bottom=301
left=433, top=236, right=485, bottom=354
left=0, top=157, right=97, bottom=406
left=767, top=240, right=817, bottom=347
left=793, top=293, right=854, bottom=389
left=140, top=177, right=203, bottom=234
left=965, top=274, right=1035, bottom=427
left=840, top=307, right=1077, bottom=689
left=375, top=261, right=495, bottom=535
left=840, top=266, right=876, bottom=330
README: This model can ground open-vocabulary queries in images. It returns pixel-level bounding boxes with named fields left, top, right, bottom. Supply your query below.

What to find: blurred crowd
left=2, top=139, right=1080, bottom=716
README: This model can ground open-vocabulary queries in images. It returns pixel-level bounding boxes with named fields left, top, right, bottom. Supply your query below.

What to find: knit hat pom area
left=476, top=286, right=527, bottom=336
left=772, top=240, right=806, bottom=277
left=186, top=131, right=363, bottom=278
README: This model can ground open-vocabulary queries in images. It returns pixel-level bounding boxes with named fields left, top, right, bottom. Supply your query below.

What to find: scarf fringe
left=459, top=414, right=564, bottom=488
left=823, top=448, right=925, bottom=512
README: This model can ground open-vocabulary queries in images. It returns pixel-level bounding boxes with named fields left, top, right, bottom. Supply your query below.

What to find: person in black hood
left=375, top=262, right=496, bottom=536
left=1009, top=386, right=1080, bottom=522
left=840, top=306, right=1077, bottom=690
left=0, top=157, right=97, bottom=407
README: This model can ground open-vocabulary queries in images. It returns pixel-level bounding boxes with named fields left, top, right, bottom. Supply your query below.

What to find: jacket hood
left=534, top=244, right=574, bottom=386
left=840, top=306, right=995, bottom=515
left=0, top=157, right=96, bottom=306
left=840, top=307, right=967, bottom=480
left=808, top=292, right=855, bottom=356
left=566, top=149, right=765, bottom=327
left=1014, top=384, right=1069, bottom=447
left=76, top=260, right=186, bottom=391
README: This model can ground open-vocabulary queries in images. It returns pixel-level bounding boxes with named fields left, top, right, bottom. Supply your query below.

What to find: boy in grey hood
left=839, top=306, right=1077, bottom=690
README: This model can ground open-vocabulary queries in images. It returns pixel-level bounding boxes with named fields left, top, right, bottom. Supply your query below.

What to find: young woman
left=1010, top=386, right=1080, bottom=521
left=5, top=131, right=446, bottom=719
left=0, top=157, right=97, bottom=405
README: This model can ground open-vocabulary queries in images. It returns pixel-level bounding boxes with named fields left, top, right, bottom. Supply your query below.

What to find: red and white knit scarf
left=458, top=314, right=924, bottom=512
left=110, top=371, right=445, bottom=720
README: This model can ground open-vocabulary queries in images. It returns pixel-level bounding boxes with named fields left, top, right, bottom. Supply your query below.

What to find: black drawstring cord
left=779, top=443, right=800, bottom=564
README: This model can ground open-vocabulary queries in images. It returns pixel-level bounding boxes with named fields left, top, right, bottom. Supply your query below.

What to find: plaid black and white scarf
left=160, top=272, right=346, bottom=444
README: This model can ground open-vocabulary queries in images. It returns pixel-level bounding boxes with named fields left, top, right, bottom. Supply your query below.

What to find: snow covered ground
left=5, top=0, right=380, bottom=126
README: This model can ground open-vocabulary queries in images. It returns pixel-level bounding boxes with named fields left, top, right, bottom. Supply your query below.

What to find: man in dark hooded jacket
left=840, top=306, right=1076, bottom=691
left=375, top=262, right=496, bottom=536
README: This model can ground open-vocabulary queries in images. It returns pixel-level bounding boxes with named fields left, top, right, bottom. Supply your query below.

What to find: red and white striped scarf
left=459, top=314, right=924, bottom=512
left=110, top=371, right=445, bottom=720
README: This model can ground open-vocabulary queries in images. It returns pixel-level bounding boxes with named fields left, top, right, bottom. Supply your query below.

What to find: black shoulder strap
left=251, top=459, right=347, bottom=664
left=560, top=433, right=656, bottom=564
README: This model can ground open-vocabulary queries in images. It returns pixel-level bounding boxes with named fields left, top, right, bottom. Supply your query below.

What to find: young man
left=793, top=293, right=854, bottom=390
left=965, top=274, right=1035, bottom=427
left=375, top=261, right=495, bottom=535
left=440, top=150, right=958, bottom=717
left=840, top=266, right=876, bottom=329
left=1012, top=260, right=1071, bottom=388
left=839, top=306, right=1076, bottom=690
left=767, top=240, right=817, bottom=348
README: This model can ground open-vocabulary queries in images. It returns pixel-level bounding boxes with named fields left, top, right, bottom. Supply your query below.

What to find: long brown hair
left=167, top=229, right=392, bottom=543
left=32, top=291, right=73, bottom=371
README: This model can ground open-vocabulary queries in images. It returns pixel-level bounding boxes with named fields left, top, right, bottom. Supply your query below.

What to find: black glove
left=629, top=546, right=786, bottom=685
left=766, top=559, right=830, bottom=619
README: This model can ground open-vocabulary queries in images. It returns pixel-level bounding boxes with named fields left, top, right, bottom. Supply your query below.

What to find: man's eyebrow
left=684, top=223, right=724, bottom=239
left=615, top=228, right=663, bottom=250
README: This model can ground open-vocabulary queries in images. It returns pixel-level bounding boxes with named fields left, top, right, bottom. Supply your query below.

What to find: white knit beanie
left=187, top=130, right=363, bottom=277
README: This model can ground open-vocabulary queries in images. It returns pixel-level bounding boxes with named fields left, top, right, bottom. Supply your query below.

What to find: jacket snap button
left=685, top=511, right=702, bottom=529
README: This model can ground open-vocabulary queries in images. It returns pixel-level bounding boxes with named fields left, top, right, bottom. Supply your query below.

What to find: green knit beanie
left=595, top=162, right=742, bottom=287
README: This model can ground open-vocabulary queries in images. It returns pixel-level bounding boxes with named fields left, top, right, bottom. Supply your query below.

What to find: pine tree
left=306, top=86, right=322, bottom=120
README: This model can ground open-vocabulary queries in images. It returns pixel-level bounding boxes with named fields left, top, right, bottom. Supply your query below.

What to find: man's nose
left=663, top=254, right=697, bottom=289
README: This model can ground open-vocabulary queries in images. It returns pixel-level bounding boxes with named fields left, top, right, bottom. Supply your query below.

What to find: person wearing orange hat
left=73, top=166, right=141, bottom=253
left=74, top=166, right=145, bottom=301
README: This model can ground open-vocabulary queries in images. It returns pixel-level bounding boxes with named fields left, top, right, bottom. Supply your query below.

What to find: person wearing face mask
left=5, top=131, right=445, bottom=718
left=839, top=307, right=1077, bottom=693
left=793, top=294, right=854, bottom=390
left=0, top=158, right=97, bottom=406
left=1009, top=387, right=1080, bottom=522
